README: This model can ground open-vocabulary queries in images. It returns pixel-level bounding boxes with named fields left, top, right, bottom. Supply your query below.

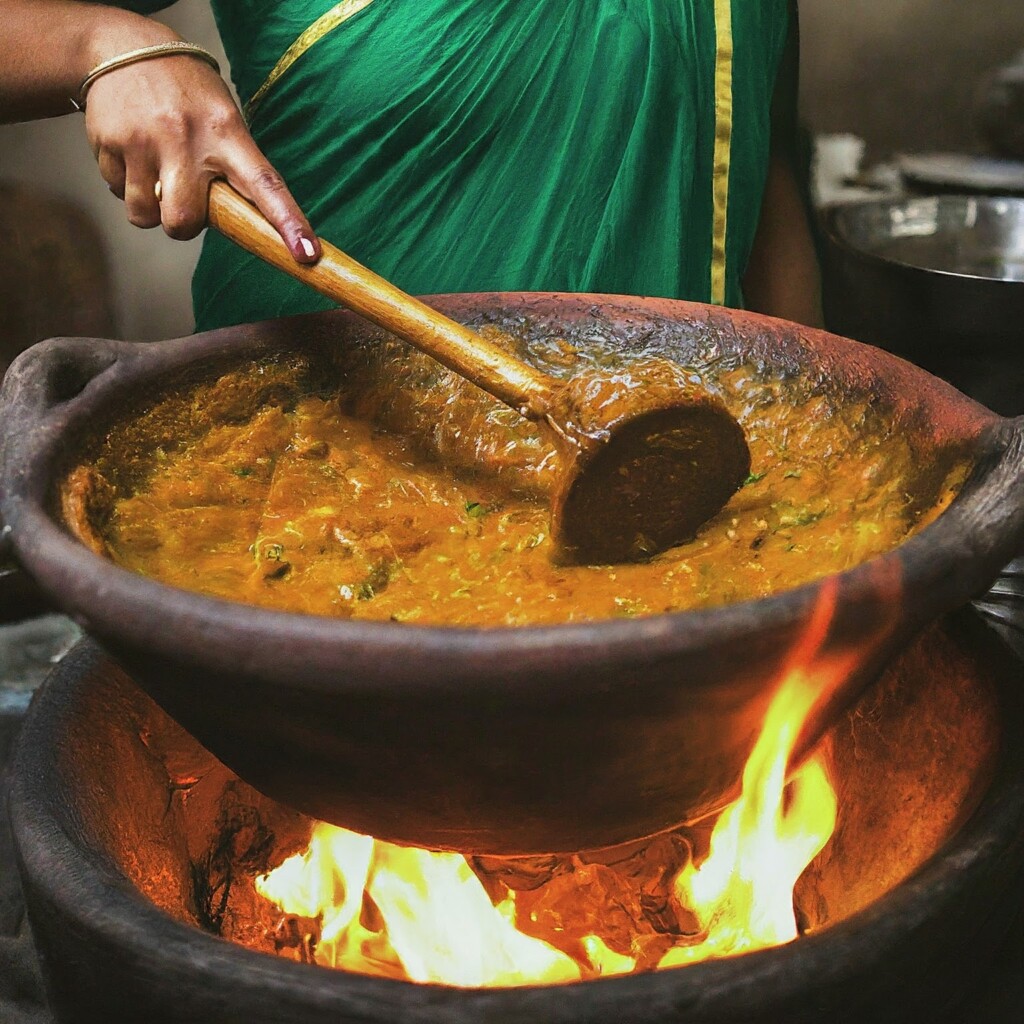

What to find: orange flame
left=662, top=585, right=846, bottom=967
left=256, top=584, right=855, bottom=986
left=256, top=827, right=580, bottom=985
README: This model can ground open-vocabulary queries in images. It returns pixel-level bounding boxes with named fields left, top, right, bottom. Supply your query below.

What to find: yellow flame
left=581, top=934, right=637, bottom=976
left=659, top=691, right=837, bottom=967
left=256, top=586, right=850, bottom=985
left=257, top=829, right=579, bottom=986
left=660, top=583, right=846, bottom=967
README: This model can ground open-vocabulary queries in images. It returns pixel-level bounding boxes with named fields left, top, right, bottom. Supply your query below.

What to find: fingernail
left=299, top=236, right=317, bottom=259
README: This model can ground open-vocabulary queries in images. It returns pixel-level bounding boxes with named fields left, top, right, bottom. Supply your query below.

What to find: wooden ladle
left=208, top=181, right=750, bottom=563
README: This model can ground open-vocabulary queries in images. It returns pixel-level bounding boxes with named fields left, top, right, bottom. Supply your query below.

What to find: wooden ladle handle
left=207, top=181, right=556, bottom=418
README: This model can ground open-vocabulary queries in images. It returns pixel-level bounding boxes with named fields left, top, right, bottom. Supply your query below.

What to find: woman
left=0, top=0, right=821, bottom=331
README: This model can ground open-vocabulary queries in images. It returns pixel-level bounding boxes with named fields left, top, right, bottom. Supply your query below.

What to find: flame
left=661, top=586, right=846, bottom=967
left=256, top=584, right=854, bottom=986
left=256, top=828, right=579, bottom=986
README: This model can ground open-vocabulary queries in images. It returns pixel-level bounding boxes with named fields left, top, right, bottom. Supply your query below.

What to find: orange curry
left=65, top=337, right=965, bottom=627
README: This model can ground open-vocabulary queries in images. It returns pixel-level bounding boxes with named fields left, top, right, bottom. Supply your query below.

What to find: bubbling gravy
left=61, top=334, right=967, bottom=628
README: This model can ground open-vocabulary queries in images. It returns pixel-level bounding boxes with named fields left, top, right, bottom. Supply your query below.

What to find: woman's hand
left=85, top=53, right=320, bottom=263
left=0, top=1, right=319, bottom=263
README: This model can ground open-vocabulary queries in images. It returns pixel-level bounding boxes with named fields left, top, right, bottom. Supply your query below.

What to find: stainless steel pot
left=822, top=194, right=1024, bottom=415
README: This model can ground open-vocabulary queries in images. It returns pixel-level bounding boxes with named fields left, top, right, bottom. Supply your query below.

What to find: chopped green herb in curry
left=61, top=345, right=968, bottom=628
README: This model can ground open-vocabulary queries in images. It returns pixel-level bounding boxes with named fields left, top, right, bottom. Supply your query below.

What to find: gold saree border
left=245, top=0, right=378, bottom=121
left=710, top=0, right=734, bottom=305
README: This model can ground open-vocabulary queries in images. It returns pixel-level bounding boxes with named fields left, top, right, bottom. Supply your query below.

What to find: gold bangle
left=73, top=42, right=221, bottom=112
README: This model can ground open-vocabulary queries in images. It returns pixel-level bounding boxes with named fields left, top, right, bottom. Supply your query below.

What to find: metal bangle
left=73, top=42, right=221, bottom=112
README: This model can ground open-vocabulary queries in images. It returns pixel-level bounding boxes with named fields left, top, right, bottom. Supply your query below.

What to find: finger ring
left=154, top=180, right=163, bottom=202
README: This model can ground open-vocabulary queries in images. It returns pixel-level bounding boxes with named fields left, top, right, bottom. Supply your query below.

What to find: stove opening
left=98, top=606, right=992, bottom=990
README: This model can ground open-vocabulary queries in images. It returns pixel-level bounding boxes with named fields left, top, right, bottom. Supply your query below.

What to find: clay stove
left=8, top=609, right=1024, bottom=1024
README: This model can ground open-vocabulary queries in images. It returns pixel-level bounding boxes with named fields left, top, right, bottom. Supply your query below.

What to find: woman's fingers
left=123, top=161, right=162, bottom=229
left=155, top=165, right=209, bottom=240
left=223, top=144, right=321, bottom=264
left=96, top=149, right=127, bottom=200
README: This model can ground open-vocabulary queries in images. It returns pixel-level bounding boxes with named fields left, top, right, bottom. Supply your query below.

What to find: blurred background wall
left=800, top=0, right=1022, bottom=160
left=0, top=0, right=1020, bottom=342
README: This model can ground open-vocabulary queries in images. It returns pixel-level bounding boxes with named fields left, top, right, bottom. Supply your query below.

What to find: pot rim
left=1, top=294, right=1023, bottom=695
left=8, top=624, right=1024, bottom=1021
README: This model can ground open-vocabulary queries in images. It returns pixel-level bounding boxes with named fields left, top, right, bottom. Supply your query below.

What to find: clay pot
left=1, top=294, right=1023, bottom=854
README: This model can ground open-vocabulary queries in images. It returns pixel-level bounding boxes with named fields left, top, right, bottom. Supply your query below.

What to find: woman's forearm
left=742, top=153, right=823, bottom=329
left=0, top=1, right=178, bottom=122
left=742, top=1, right=822, bottom=328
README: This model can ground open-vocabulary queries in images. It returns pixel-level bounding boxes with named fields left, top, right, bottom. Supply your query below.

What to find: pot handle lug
left=0, top=337, right=149, bottom=444
left=5, top=336, right=136, bottom=417
left=0, top=337, right=136, bottom=622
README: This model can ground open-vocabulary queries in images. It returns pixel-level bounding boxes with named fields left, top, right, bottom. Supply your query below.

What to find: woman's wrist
left=81, top=8, right=182, bottom=82
left=0, top=1, right=183, bottom=123
left=78, top=43, right=220, bottom=111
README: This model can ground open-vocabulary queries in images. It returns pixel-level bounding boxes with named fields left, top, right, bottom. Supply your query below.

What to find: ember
left=253, top=593, right=843, bottom=986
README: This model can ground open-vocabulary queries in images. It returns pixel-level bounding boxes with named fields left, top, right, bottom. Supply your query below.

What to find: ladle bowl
left=1, top=293, right=1023, bottom=854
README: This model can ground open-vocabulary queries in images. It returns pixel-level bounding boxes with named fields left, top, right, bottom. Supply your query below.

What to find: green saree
left=125, top=1, right=791, bottom=330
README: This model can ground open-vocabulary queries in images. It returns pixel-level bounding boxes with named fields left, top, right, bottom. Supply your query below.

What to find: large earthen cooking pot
left=1, top=294, right=1023, bottom=855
